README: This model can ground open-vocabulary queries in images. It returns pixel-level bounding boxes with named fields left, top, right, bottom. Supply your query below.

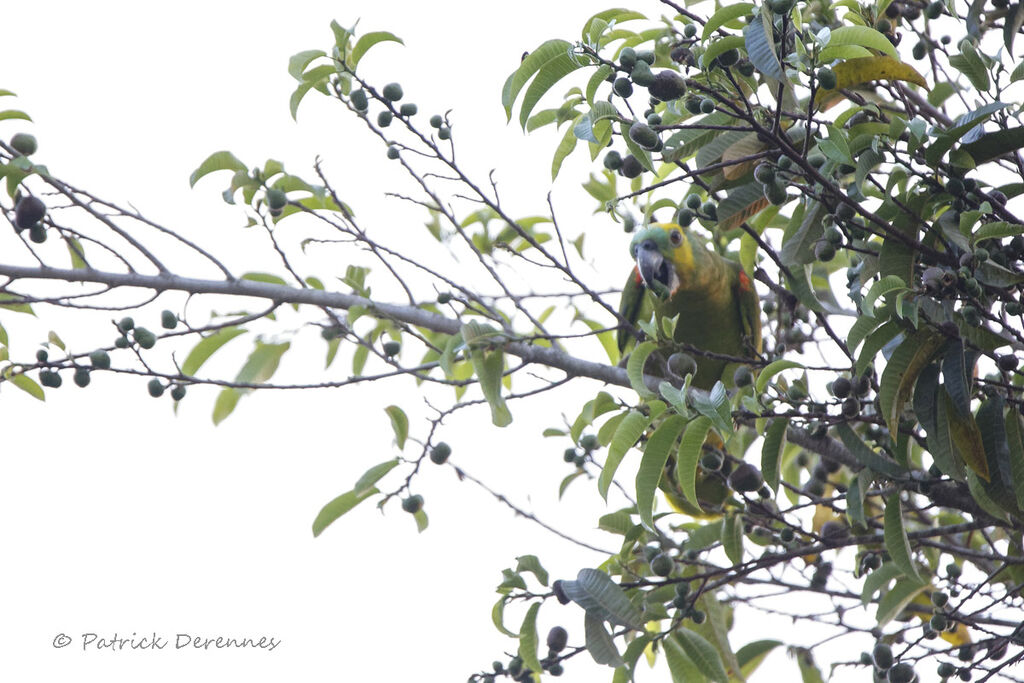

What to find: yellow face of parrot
left=628, top=223, right=700, bottom=300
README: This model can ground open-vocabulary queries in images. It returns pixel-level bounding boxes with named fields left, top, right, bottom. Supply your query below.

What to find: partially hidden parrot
left=618, top=222, right=763, bottom=516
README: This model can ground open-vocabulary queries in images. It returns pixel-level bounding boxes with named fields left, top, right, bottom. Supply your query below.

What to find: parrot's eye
left=669, top=229, right=683, bottom=246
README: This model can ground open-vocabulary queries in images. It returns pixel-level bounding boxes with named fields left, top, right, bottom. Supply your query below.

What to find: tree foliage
left=3, top=1, right=1024, bottom=681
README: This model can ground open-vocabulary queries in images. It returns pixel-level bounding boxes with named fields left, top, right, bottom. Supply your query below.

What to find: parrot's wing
left=732, top=265, right=762, bottom=356
left=618, top=267, right=652, bottom=354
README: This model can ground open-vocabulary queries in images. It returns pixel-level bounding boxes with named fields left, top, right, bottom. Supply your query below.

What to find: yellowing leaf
left=815, top=56, right=928, bottom=106
left=721, top=133, right=765, bottom=180
left=944, top=393, right=990, bottom=481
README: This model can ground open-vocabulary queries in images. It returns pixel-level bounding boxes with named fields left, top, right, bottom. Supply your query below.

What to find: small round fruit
left=931, top=591, right=949, bottom=607
left=636, top=50, right=655, bottom=65
left=754, top=163, right=776, bottom=184
left=11, top=133, right=38, bottom=156
left=563, top=448, right=577, bottom=463
left=689, top=609, right=706, bottom=624
left=684, top=23, right=697, bottom=38
left=728, top=463, right=764, bottom=492
left=430, top=442, right=452, bottom=464
left=717, top=48, right=740, bottom=67
left=733, top=365, right=753, bottom=387
left=399, top=102, right=418, bottom=117
left=629, top=121, right=660, bottom=150
left=685, top=193, right=702, bottom=210
left=619, top=47, right=637, bottom=68
left=700, top=201, right=717, bottom=220
left=832, top=377, right=852, bottom=398
left=438, top=126, right=451, bottom=140
left=377, top=110, right=393, bottom=127
left=613, top=77, right=634, bottom=97
left=170, top=385, right=187, bottom=401
left=876, top=18, right=892, bottom=34
left=73, top=368, right=91, bottom=388
left=855, top=375, right=872, bottom=396
left=552, top=580, right=570, bottom=604
left=386, top=145, right=400, bottom=160
left=28, top=224, right=46, bottom=243
left=629, top=60, right=655, bottom=87
left=401, top=494, right=423, bottom=513
left=700, top=452, right=723, bottom=471
left=14, top=195, right=46, bottom=230
left=937, top=662, right=957, bottom=678
left=913, top=41, right=927, bottom=60
left=580, top=434, right=600, bottom=451
left=998, top=354, right=1018, bottom=371
left=349, top=89, right=368, bottom=111
left=383, top=340, right=401, bottom=357
left=266, top=189, right=287, bottom=210
left=946, top=562, right=962, bottom=578
left=619, top=154, right=643, bottom=179
left=161, top=310, right=178, bottom=329
left=133, top=327, right=156, bottom=349
left=148, top=378, right=165, bottom=397
left=648, top=70, right=687, bottom=102
left=118, top=316, right=135, bottom=332
left=429, top=114, right=443, bottom=128
left=872, top=643, right=894, bottom=670
left=381, top=83, right=403, bottom=102
left=548, top=663, right=564, bottom=676
left=650, top=552, right=674, bottom=576
left=676, top=207, right=694, bottom=226
left=699, top=97, right=715, bottom=114
left=842, top=396, right=861, bottom=418
left=930, top=614, right=949, bottom=631
left=925, top=0, right=943, bottom=18
left=779, top=527, right=795, bottom=542
left=114, top=336, right=130, bottom=349
left=817, top=66, right=837, bottom=90
left=668, top=352, right=697, bottom=377
left=764, top=181, right=789, bottom=206
left=35, top=349, right=48, bottom=363
left=814, top=240, right=837, bottom=262
left=40, top=370, right=62, bottom=388
left=820, top=520, right=849, bottom=545
left=546, top=626, right=568, bottom=653
left=604, top=150, right=623, bottom=170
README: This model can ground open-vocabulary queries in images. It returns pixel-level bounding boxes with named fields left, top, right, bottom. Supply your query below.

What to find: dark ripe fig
left=930, top=614, right=949, bottom=631
left=28, top=223, right=46, bottom=243
left=998, top=354, right=1018, bottom=371
left=728, top=462, right=764, bottom=492
left=401, top=494, right=423, bottom=513
left=872, top=642, right=894, bottom=670
left=925, top=0, right=943, bottom=18
left=613, top=77, right=634, bottom=97
left=629, top=60, right=655, bottom=87
left=937, top=662, right=957, bottom=678
left=349, top=89, right=368, bottom=111
left=429, top=114, right=443, bottom=128
left=161, top=309, right=178, bottom=329
left=73, top=367, right=91, bottom=388
left=546, top=626, right=568, bottom=653
left=170, top=385, right=187, bottom=401
left=563, top=448, right=577, bottom=462
left=147, top=378, right=164, bottom=397
left=629, top=121, right=659, bottom=150
left=619, top=154, right=643, bottom=178
left=820, top=520, right=849, bottom=545
left=266, top=189, right=287, bottom=210
left=779, top=527, right=795, bottom=542
left=399, top=102, right=417, bottom=117
left=377, top=110, right=393, bottom=127
left=885, top=2, right=902, bottom=18
left=430, top=442, right=452, bottom=464
left=11, top=133, right=37, bottom=156
left=603, top=150, right=623, bottom=170
left=14, top=195, right=46, bottom=230
left=668, top=352, right=697, bottom=378
left=887, top=662, right=915, bottom=683
left=381, top=82, right=403, bottom=102
left=648, top=70, right=687, bottom=101
left=382, top=340, right=401, bottom=357
left=831, top=376, right=852, bottom=398
left=716, top=48, right=740, bottom=67
left=552, top=580, right=570, bottom=604
left=699, top=97, right=715, bottom=114
left=650, top=552, right=674, bottom=576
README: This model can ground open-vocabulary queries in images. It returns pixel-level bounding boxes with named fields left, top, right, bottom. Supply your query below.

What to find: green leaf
left=721, top=513, right=743, bottom=565
left=560, top=568, right=644, bottom=629
left=860, top=275, right=906, bottom=316
left=949, top=42, right=990, bottom=91
left=599, top=410, right=652, bottom=499
left=66, top=237, right=87, bottom=269
left=691, top=382, right=733, bottom=437
left=761, top=417, right=788, bottom=492
left=240, top=272, right=288, bottom=286
left=235, top=341, right=290, bottom=385
left=636, top=415, right=687, bottom=529
left=737, top=640, right=783, bottom=678
left=413, top=508, right=428, bottom=532
left=876, top=576, right=927, bottom=626
left=703, top=35, right=746, bottom=68
left=883, top=493, right=921, bottom=582
left=311, top=486, right=378, bottom=537
left=518, top=602, right=542, bottom=674
left=383, top=405, right=409, bottom=449
left=674, top=628, right=729, bottom=683
left=182, top=327, right=247, bottom=376
left=518, top=52, right=584, bottom=129
left=551, top=116, right=579, bottom=181
left=703, top=3, right=755, bottom=39
left=469, top=346, right=512, bottom=427
left=665, top=632, right=705, bottom=683
left=491, top=597, right=516, bottom=636
left=677, top=416, right=713, bottom=508
left=878, top=330, right=945, bottom=434
left=515, top=555, right=550, bottom=586
left=847, top=316, right=882, bottom=353
left=585, top=612, right=625, bottom=667
left=845, top=469, right=870, bottom=529
left=9, top=372, right=45, bottom=401
left=1004, top=409, right=1024, bottom=511
left=826, top=25, right=898, bottom=58
left=502, top=39, right=573, bottom=119
left=0, top=109, right=31, bottom=122
left=836, top=423, right=904, bottom=478
left=354, top=459, right=399, bottom=495
left=212, top=387, right=240, bottom=425
left=856, top=320, right=901, bottom=376
left=350, top=31, right=403, bottom=67
left=963, top=127, right=1024, bottom=166
left=189, top=151, right=247, bottom=188
left=744, top=13, right=785, bottom=81
left=755, top=359, right=802, bottom=395
left=288, top=49, right=326, bottom=79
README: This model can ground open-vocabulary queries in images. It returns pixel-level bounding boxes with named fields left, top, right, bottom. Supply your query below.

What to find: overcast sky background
left=0, top=2, right=890, bottom=681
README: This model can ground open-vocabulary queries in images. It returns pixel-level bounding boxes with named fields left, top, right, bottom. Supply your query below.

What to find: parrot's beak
left=636, top=239, right=671, bottom=298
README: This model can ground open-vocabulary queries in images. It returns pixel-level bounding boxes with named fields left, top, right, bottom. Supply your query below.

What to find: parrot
left=618, top=222, right=763, bottom=516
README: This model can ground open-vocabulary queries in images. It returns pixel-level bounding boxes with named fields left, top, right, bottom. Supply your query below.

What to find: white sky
left=0, top=2, right=925, bottom=682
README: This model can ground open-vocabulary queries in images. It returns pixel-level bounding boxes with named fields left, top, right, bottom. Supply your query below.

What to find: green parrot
left=618, top=222, right=762, bottom=388
left=618, top=222, right=763, bottom=516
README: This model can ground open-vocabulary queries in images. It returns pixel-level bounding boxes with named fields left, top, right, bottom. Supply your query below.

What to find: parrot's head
left=629, top=222, right=695, bottom=299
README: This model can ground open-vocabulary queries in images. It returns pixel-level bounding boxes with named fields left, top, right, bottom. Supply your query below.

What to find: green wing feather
left=617, top=267, right=651, bottom=354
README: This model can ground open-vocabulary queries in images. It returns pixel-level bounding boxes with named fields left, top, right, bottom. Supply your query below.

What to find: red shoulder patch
left=738, top=270, right=753, bottom=293
left=633, top=265, right=644, bottom=286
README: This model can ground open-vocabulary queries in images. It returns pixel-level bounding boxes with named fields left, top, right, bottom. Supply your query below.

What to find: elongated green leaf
left=674, top=628, right=728, bottom=683
left=469, top=346, right=512, bottom=427
left=637, top=415, right=687, bottom=529
left=502, top=39, right=572, bottom=118
left=677, top=416, right=712, bottom=508
left=354, top=458, right=399, bottom=495
left=761, top=417, right=788, bottom=491
left=862, top=562, right=903, bottom=605
left=212, top=387, right=240, bottom=425
left=181, top=327, right=247, bottom=377
left=189, top=151, right=247, bottom=188
left=626, top=341, right=658, bottom=400
left=66, top=237, right=87, bottom=269
left=235, top=341, right=290, bottom=385
left=384, top=405, right=409, bottom=449
left=855, top=320, right=901, bottom=376
left=560, top=568, right=644, bottom=629
left=0, top=109, right=31, bottom=122
left=585, top=612, right=624, bottom=667
left=826, top=26, right=898, bottom=57
left=949, top=42, right=990, bottom=91
left=9, top=372, right=45, bottom=401
left=519, top=52, right=583, bottom=129
left=1004, top=409, right=1024, bottom=511
left=515, top=555, right=549, bottom=586
left=860, top=275, right=906, bottom=315
left=755, top=359, right=802, bottom=395
left=744, top=14, right=785, bottom=81
left=876, top=576, right=927, bottom=626
left=599, top=410, right=651, bottom=499
left=491, top=597, right=516, bottom=637
left=721, top=513, right=743, bottom=565
left=963, top=127, right=1024, bottom=165
left=737, top=640, right=783, bottom=678
left=288, top=49, right=326, bottom=79
left=836, top=423, right=904, bottom=477
left=312, top=486, right=378, bottom=536
left=665, top=632, right=705, bottom=682
left=845, top=469, right=870, bottom=529
left=350, top=31, right=403, bottom=67
left=703, top=35, right=746, bottom=68
left=847, top=315, right=882, bottom=353
left=884, top=493, right=921, bottom=582
left=878, top=330, right=945, bottom=434
left=703, top=3, right=755, bottom=39
left=551, top=116, right=579, bottom=181
left=518, top=602, right=542, bottom=673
